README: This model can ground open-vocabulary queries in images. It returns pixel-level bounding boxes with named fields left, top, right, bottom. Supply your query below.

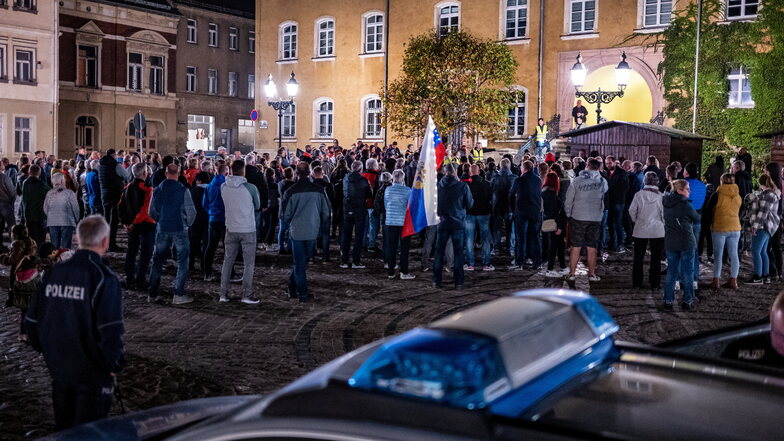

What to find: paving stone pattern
left=0, top=236, right=779, bottom=440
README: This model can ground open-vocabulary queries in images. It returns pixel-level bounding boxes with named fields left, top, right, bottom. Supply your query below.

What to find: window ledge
left=274, top=138, right=298, bottom=143
left=276, top=59, right=298, bottom=65
left=359, top=52, right=384, bottom=58
left=633, top=26, right=668, bottom=34
left=727, top=104, right=755, bottom=109
left=560, top=32, right=599, bottom=40
left=503, top=38, right=531, bottom=46
left=187, top=41, right=197, bottom=44
left=12, top=79, right=37, bottom=86
left=310, top=138, right=334, bottom=143
left=0, top=78, right=8, bottom=83
left=312, top=56, right=336, bottom=62
left=718, top=17, right=757, bottom=25
left=357, top=137, right=383, bottom=142
left=12, top=6, right=37, bottom=14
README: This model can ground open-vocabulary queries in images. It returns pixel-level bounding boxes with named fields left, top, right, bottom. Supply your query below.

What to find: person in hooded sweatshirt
left=490, top=158, right=516, bottom=256
left=704, top=173, right=743, bottom=290
left=202, top=164, right=229, bottom=281
left=433, top=163, right=473, bottom=289
left=629, top=172, right=665, bottom=290
left=663, top=179, right=700, bottom=310
left=341, top=161, right=372, bottom=268
left=744, top=175, right=781, bottom=285
left=564, top=158, right=608, bottom=282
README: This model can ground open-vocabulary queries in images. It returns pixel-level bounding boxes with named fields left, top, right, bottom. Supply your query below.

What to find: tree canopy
left=383, top=30, right=519, bottom=141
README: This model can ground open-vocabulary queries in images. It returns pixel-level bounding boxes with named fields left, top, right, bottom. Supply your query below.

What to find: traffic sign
left=250, top=109, right=259, bottom=121
left=133, top=111, right=146, bottom=139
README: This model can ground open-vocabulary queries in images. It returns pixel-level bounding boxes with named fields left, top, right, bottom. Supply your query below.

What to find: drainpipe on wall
left=52, top=4, right=59, bottom=157
left=383, top=0, right=390, bottom=148
left=691, top=0, right=702, bottom=133
left=537, top=0, right=544, bottom=119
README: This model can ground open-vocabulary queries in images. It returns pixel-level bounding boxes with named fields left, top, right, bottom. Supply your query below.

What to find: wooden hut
left=560, top=121, right=712, bottom=169
left=756, top=129, right=784, bottom=164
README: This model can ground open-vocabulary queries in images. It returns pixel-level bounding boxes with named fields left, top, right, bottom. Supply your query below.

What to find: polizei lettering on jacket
left=45, top=284, right=86, bottom=300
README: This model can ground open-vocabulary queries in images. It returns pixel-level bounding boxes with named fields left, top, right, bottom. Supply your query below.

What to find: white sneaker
left=560, top=268, right=571, bottom=275
left=693, top=281, right=699, bottom=290
left=589, top=274, right=601, bottom=282
left=483, top=265, right=495, bottom=272
left=353, top=263, right=366, bottom=269
left=172, top=295, right=194, bottom=305
left=339, top=263, right=349, bottom=268
left=565, top=274, right=577, bottom=282
left=463, top=265, right=475, bottom=271
left=675, top=281, right=681, bottom=291
left=545, top=270, right=562, bottom=278
left=400, top=273, right=416, bottom=280
left=219, top=295, right=229, bottom=303
left=387, top=275, right=396, bottom=279
left=241, top=296, right=261, bottom=304
left=383, top=263, right=389, bottom=269
left=268, top=244, right=279, bottom=252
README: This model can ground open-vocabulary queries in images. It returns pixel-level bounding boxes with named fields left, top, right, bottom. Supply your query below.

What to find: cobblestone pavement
left=0, top=235, right=779, bottom=440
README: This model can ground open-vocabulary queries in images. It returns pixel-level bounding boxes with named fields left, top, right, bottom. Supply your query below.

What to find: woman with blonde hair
left=704, top=173, right=743, bottom=289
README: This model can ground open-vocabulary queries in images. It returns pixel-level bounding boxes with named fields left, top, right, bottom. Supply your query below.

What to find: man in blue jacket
left=25, top=215, right=125, bottom=430
left=202, top=163, right=228, bottom=281
left=433, top=163, right=474, bottom=289
left=684, top=162, right=706, bottom=292
left=509, top=161, right=542, bottom=270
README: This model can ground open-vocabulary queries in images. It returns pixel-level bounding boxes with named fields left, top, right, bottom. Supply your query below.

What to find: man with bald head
left=721, top=291, right=784, bottom=367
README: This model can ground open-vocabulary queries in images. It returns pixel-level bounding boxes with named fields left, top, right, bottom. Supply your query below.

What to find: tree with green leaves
left=629, top=0, right=784, bottom=173
left=383, top=30, right=519, bottom=142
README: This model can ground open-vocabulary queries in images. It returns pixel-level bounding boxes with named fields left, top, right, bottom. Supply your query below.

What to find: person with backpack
left=119, top=164, right=156, bottom=291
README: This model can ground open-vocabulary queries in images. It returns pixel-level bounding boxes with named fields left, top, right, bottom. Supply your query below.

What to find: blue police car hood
left=37, top=395, right=259, bottom=441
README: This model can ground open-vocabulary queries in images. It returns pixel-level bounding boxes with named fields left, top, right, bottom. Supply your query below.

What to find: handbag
left=542, top=218, right=557, bottom=233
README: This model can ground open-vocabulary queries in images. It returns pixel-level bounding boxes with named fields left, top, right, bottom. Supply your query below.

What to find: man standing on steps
left=148, top=164, right=196, bottom=305
left=564, top=158, right=608, bottom=282
left=219, top=160, right=261, bottom=304
left=283, top=162, right=330, bottom=302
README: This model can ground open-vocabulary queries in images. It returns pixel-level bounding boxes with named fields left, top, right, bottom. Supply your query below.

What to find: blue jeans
left=464, top=215, right=491, bottom=266
left=318, top=220, right=331, bottom=260
left=712, top=231, right=740, bottom=278
left=608, top=203, right=625, bottom=251
left=665, top=250, right=695, bottom=305
left=751, top=230, right=771, bottom=277
left=289, top=239, right=316, bottom=300
left=278, top=218, right=291, bottom=252
left=598, top=209, right=609, bottom=253
left=149, top=230, right=190, bottom=297
left=366, top=209, right=380, bottom=249
left=513, top=216, right=541, bottom=266
left=692, top=222, right=702, bottom=283
left=434, top=225, right=466, bottom=286
left=492, top=212, right=515, bottom=253
left=125, top=227, right=154, bottom=286
left=49, top=226, right=74, bottom=249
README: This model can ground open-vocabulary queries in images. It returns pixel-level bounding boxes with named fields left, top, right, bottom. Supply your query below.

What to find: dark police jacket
left=25, top=250, right=125, bottom=385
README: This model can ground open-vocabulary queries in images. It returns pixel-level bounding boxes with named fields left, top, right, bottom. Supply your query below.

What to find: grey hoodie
left=564, top=169, right=607, bottom=222
left=221, top=175, right=260, bottom=234
left=628, top=186, right=664, bottom=238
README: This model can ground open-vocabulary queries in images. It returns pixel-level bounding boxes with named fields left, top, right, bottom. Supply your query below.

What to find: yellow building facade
left=255, top=0, right=684, bottom=152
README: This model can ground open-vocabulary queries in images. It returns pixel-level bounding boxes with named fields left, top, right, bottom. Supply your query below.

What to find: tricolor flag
left=402, top=116, right=446, bottom=237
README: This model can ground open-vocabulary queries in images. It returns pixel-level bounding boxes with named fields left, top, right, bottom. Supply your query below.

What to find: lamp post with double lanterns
left=570, top=52, right=632, bottom=124
left=264, top=72, right=299, bottom=152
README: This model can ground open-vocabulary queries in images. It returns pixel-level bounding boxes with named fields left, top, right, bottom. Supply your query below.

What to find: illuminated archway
left=576, top=65, right=653, bottom=125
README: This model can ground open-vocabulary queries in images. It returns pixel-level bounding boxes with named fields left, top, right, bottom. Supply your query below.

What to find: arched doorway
left=577, top=65, right=653, bottom=125
left=75, top=116, right=98, bottom=151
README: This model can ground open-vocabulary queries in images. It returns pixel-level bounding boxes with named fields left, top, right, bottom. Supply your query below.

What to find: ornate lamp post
left=570, top=52, right=632, bottom=124
left=264, top=72, right=299, bottom=152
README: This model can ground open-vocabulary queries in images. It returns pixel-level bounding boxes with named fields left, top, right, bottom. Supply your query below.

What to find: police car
left=41, top=289, right=784, bottom=441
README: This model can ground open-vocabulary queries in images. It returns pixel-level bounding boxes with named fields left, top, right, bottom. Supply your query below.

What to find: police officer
left=25, top=215, right=125, bottom=430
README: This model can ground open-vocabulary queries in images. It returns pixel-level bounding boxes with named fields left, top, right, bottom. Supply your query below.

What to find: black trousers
left=768, top=229, right=783, bottom=278
left=384, top=225, right=410, bottom=275
left=189, top=220, right=208, bottom=270
left=544, top=231, right=566, bottom=270
left=341, top=211, right=367, bottom=265
left=633, top=237, right=664, bottom=289
left=52, top=377, right=113, bottom=431
left=102, top=200, right=120, bottom=248
left=26, top=220, right=46, bottom=247
left=203, top=221, right=226, bottom=277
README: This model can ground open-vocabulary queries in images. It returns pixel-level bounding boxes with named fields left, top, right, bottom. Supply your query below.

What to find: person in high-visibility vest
left=533, top=118, right=549, bottom=159
left=470, top=142, right=484, bottom=163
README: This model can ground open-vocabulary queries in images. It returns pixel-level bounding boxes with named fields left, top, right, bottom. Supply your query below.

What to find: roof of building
left=101, top=0, right=181, bottom=15
left=174, top=0, right=254, bottom=18
left=755, top=129, right=784, bottom=139
left=559, top=120, right=713, bottom=141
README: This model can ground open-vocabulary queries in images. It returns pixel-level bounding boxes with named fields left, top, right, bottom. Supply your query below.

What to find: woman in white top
left=43, top=173, right=80, bottom=249
left=628, top=171, right=665, bottom=289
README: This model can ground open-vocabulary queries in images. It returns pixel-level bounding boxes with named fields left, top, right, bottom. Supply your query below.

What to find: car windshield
left=525, top=355, right=784, bottom=441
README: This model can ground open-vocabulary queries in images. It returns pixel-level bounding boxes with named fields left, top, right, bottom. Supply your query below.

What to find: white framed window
left=248, top=74, right=255, bottom=99
left=14, top=117, right=32, bottom=153
left=569, top=0, right=596, bottom=33
left=208, top=69, right=217, bottom=94
left=149, top=55, right=164, bottom=95
left=77, top=45, right=98, bottom=88
left=249, top=31, right=255, bottom=53
left=186, top=66, right=196, bottom=92
left=280, top=22, right=298, bottom=60
left=726, top=0, right=758, bottom=19
left=208, top=23, right=218, bottom=47
left=229, top=27, right=238, bottom=50
left=14, top=0, right=35, bottom=11
left=316, top=18, right=335, bottom=57
left=505, top=0, right=528, bottom=39
left=437, top=3, right=460, bottom=37
left=314, top=99, right=334, bottom=138
left=75, top=116, right=97, bottom=150
left=643, top=0, right=672, bottom=27
left=228, top=71, right=237, bottom=97
left=282, top=104, right=296, bottom=137
left=127, top=52, right=142, bottom=91
left=187, top=19, right=197, bottom=43
left=14, top=49, right=33, bottom=83
left=363, top=12, right=384, bottom=53
left=0, top=47, right=5, bottom=79
left=507, top=87, right=527, bottom=137
left=727, top=66, right=754, bottom=108
left=363, top=97, right=383, bottom=138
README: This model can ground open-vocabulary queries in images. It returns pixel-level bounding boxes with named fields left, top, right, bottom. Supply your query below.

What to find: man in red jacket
left=119, top=163, right=156, bottom=291
left=362, top=158, right=381, bottom=251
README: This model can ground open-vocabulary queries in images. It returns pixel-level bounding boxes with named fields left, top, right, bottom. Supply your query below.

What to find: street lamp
left=264, top=72, right=299, bottom=152
left=571, top=52, right=632, bottom=124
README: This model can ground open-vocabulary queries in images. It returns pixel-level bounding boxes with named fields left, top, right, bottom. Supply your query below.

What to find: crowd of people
left=0, top=143, right=780, bottom=316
